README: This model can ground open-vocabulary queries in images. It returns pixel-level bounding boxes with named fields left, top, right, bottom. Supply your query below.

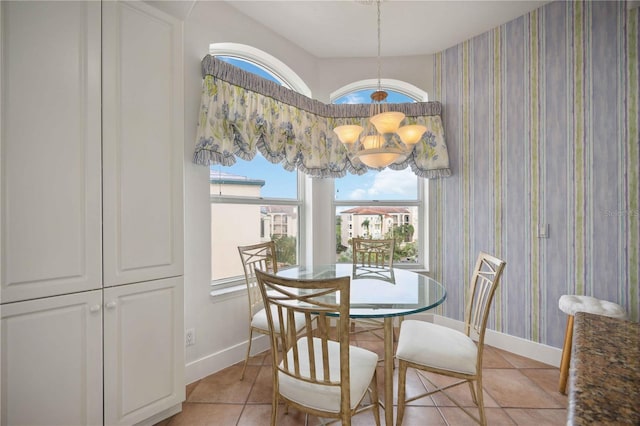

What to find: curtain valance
left=194, top=55, right=451, bottom=178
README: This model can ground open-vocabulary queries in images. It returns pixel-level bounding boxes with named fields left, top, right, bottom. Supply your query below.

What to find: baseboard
left=428, top=314, right=562, bottom=367
left=186, top=313, right=562, bottom=384
left=185, top=334, right=270, bottom=384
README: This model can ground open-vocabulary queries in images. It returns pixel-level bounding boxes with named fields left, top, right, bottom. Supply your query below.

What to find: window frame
left=209, top=42, right=312, bottom=97
left=208, top=46, right=309, bottom=291
left=334, top=180, right=428, bottom=270
left=330, top=81, right=430, bottom=271
left=330, top=78, right=429, bottom=103
left=210, top=172, right=306, bottom=291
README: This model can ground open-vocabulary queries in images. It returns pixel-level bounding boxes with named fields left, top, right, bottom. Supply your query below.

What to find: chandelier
left=333, top=0, right=427, bottom=169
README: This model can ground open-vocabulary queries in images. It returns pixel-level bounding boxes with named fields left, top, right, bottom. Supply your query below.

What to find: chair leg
left=370, top=369, right=381, bottom=426
left=396, top=361, right=408, bottom=426
left=240, top=328, right=254, bottom=380
left=475, top=378, right=486, bottom=426
left=270, top=389, right=278, bottom=426
left=468, top=380, right=478, bottom=405
left=558, top=315, right=574, bottom=394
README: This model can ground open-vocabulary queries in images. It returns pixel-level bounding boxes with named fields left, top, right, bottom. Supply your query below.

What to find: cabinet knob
left=89, top=304, right=101, bottom=313
left=105, top=301, right=117, bottom=310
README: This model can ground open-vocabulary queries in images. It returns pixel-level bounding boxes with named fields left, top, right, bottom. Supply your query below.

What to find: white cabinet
left=0, top=0, right=102, bottom=304
left=0, top=1, right=184, bottom=425
left=102, top=0, right=184, bottom=287
left=104, top=278, right=184, bottom=426
left=1, top=291, right=104, bottom=426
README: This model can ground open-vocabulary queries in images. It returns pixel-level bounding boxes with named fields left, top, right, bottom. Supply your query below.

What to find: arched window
left=332, top=80, right=428, bottom=269
left=331, top=78, right=428, bottom=103
left=209, top=42, right=311, bottom=97
left=208, top=44, right=308, bottom=287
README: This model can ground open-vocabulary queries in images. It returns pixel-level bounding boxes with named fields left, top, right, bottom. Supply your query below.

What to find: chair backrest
left=255, top=269, right=352, bottom=415
left=352, top=238, right=395, bottom=269
left=238, top=241, right=278, bottom=317
left=463, top=252, right=506, bottom=345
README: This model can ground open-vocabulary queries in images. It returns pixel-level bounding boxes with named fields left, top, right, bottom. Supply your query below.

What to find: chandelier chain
left=376, top=0, right=381, bottom=92
left=332, top=0, right=427, bottom=169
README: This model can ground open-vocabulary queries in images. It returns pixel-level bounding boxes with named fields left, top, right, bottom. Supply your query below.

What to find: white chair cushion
left=558, top=295, right=627, bottom=319
left=278, top=337, right=379, bottom=413
left=251, top=306, right=307, bottom=333
left=396, top=320, right=478, bottom=375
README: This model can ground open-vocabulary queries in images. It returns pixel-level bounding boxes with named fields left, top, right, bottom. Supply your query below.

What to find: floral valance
left=194, top=55, right=451, bottom=178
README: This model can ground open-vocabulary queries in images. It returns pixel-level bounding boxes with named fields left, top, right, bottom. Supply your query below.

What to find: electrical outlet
left=538, top=223, right=550, bottom=239
left=185, top=328, right=196, bottom=346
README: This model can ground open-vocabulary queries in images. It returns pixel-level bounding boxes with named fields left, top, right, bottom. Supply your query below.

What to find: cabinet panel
left=102, top=0, right=184, bottom=287
left=0, top=0, right=102, bottom=303
left=1, top=290, right=103, bottom=426
left=103, top=277, right=184, bottom=426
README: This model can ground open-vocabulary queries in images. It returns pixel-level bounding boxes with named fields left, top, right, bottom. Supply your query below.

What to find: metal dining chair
left=395, top=252, right=506, bottom=426
left=237, top=241, right=306, bottom=380
left=255, top=268, right=381, bottom=426
left=350, top=238, right=396, bottom=339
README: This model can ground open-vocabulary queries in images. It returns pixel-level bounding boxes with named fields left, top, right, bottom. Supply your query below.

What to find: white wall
left=314, top=55, right=434, bottom=103
left=168, top=0, right=435, bottom=382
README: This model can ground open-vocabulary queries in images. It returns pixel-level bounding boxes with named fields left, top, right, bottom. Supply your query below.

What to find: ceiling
left=150, top=1, right=550, bottom=58
left=223, top=1, right=549, bottom=58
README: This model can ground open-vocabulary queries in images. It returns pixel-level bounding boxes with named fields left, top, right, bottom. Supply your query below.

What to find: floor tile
left=246, top=366, right=274, bottom=403
left=440, top=406, right=516, bottom=425
left=166, top=402, right=243, bottom=426
left=412, top=370, right=498, bottom=409
left=504, top=408, right=568, bottom=425
left=483, top=346, right=518, bottom=369
left=482, top=369, right=563, bottom=409
left=495, top=348, right=555, bottom=369
left=237, top=403, right=319, bottom=426
left=185, top=380, right=200, bottom=399
left=519, top=368, right=568, bottom=407
left=396, top=406, right=447, bottom=425
left=155, top=345, right=568, bottom=426
left=188, top=364, right=258, bottom=404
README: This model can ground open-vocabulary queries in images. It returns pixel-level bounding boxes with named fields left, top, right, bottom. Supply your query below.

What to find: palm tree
left=362, top=219, right=370, bottom=237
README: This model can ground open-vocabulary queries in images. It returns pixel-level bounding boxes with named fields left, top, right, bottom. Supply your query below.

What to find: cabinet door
left=102, top=0, right=184, bottom=287
left=103, top=277, right=185, bottom=426
left=0, top=0, right=102, bottom=303
left=1, top=290, right=103, bottom=426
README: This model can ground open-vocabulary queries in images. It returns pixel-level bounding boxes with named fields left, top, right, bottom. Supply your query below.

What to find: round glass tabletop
left=277, top=263, right=447, bottom=318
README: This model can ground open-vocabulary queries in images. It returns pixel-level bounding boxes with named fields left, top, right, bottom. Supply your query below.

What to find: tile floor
left=155, top=330, right=567, bottom=426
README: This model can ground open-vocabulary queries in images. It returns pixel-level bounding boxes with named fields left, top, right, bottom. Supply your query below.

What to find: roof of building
left=209, top=169, right=265, bottom=187
left=340, top=206, right=410, bottom=215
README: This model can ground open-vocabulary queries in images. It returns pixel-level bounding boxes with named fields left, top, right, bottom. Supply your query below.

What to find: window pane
left=217, top=56, right=283, bottom=85
left=336, top=205, right=419, bottom=265
left=211, top=153, right=297, bottom=199
left=334, top=89, right=415, bottom=104
left=335, top=168, right=417, bottom=201
left=209, top=53, right=303, bottom=285
left=212, top=203, right=298, bottom=281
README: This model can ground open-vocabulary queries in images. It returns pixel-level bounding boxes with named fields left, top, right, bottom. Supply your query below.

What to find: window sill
left=209, top=283, right=246, bottom=302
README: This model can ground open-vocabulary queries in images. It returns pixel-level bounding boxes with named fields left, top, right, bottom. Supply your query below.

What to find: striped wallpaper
left=432, top=0, right=639, bottom=348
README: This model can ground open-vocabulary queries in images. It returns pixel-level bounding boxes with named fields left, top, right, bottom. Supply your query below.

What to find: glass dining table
left=277, top=263, right=447, bottom=426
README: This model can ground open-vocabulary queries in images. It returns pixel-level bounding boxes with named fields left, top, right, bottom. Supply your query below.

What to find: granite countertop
left=568, top=311, right=640, bottom=425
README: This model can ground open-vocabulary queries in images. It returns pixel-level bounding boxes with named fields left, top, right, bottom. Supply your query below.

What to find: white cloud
left=349, top=167, right=417, bottom=200
left=367, top=168, right=416, bottom=198
left=349, top=188, right=368, bottom=200
left=338, top=92, right=369, bottom=104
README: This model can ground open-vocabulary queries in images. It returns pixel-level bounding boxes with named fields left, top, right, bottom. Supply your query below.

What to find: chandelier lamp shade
left=333, top=0, right=427, bottom=169
left=333, top=91, right=427, bottom=168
